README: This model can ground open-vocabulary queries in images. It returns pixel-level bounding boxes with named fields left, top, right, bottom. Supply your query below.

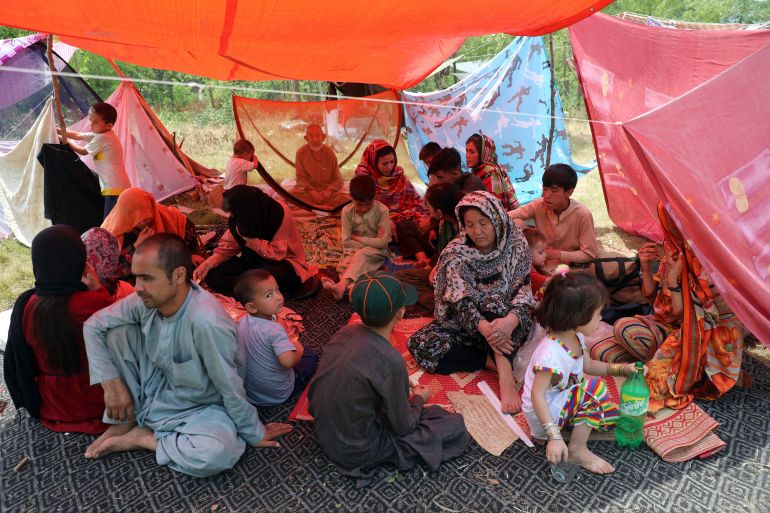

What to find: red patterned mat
left=643, top=402, right=725, bottom=462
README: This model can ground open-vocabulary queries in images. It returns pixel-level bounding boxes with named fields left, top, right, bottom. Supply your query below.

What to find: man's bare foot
left=87, top=426, right=156, bottom=459
left=85, top=423, right=135, bottom=459
left=568, top=447, right=615, bottom=474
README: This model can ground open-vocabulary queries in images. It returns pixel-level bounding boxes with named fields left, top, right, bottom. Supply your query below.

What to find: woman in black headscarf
left=193, top=185, right=318, bottom=298
left=3, top=225, right=114, bottom=434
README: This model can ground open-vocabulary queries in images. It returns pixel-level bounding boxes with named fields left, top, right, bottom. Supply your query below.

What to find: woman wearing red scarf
left=466, top=133, right=519, bottom=211
left=355, top=140, right=425, bottom=223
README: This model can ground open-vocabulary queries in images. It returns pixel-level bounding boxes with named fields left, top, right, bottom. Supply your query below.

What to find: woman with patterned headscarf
left=3, top=225, right=115, bottom=434
left=408, top=191, right=535, bottom=413
left=465, top=133, right=519, bottom=210
left=355, top=139, right=425, bottom=223
left=81, top=227, right=134, bottom=300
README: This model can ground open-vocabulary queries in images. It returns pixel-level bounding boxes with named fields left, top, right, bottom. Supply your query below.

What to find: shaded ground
left=1, top=291, right=769, bottom=513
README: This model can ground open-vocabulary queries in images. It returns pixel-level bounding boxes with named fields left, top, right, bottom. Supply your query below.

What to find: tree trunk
left=290, top=80, right=301, bottom=102
left=168, top=84, right=177, bottom=111
left=207, top=87, right=219, bottom=109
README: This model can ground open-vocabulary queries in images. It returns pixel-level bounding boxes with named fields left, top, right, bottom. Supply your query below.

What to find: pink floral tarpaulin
left=569, top=13, right=770, bottom=241
left=622, top=44, right=770, bottom=348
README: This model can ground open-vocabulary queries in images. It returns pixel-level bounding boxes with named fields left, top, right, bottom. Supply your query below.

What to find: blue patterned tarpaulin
left=403, top=37, right=593, bottom=205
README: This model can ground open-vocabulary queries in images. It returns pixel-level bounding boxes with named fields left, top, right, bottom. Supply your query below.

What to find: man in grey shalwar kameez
left=83, top=234, right=291, bottom=477
left=308, top=271, right=469, bottom=487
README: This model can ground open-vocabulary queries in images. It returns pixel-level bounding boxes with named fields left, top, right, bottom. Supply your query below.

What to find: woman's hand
left=134, top=225, right=156, bottom=247
left=192, top=257, right=217, bottom=283
left=490, top=313, right=520, bottom=340
left=638, top=243, right=663, bottom=273
left=479, top=319, right=514, bottom=355
left=81, top=262, right=102, bottom=291
left=666, top=252, right=684, bottom=287
left=623, top=362, right=649, bottom=377
left=546, top=439, right=569, bottom=464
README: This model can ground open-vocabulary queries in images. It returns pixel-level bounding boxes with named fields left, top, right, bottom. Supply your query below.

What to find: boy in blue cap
left=308, top=271, right=469, bottom=487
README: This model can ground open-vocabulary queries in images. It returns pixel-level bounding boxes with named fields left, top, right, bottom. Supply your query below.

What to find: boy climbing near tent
left=58, top=102, right=130, bottom=219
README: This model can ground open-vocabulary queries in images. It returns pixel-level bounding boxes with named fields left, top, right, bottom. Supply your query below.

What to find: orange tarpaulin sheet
left=0, top=0, right=611, bottom=88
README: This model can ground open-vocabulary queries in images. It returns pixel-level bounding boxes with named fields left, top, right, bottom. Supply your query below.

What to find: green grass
left=0, top=239, right=33, bottom=310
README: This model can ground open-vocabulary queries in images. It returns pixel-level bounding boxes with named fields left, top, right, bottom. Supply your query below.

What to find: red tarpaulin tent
left=0, top=1, right=611, bottom=88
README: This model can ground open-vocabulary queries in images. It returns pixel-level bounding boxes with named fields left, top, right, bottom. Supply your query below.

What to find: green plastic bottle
left=615, top=361, right=649, bottom=449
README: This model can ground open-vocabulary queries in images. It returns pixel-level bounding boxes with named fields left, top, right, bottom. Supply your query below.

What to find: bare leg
left=87, top=426, right=157, bottom=459
left=495, top=353, right=521, bottom=414
left=568, top=424, right=615, bottom=474
left=85, top=423, right=135, bottom=459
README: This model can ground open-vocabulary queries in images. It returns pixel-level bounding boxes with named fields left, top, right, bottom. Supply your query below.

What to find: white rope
left=0, top=65, right=622, bottom=126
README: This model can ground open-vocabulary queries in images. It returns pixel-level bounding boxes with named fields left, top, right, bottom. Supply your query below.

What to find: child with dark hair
left=234, top=270, right=318, bottom=406
left=522, top=227, right=549, bottom=301
left=522, top=272, right=640, bottom=475
left=427, top=147, right=485, bottom=193
left=309, top=271, right=469, bottom=486
left=396, top=182, right=465, bottom=310
left=59, top=102, right=130, bottom=219
left=322, top=175, right=392, bottom=301
left=418, top=141, right=442, bottom=169
left=224, top=139, right=259, bottom=190
left=509, top=163, right=598, bottom=271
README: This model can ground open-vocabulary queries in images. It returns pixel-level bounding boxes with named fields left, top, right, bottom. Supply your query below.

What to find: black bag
left=593, top=252, right=647, bottom=305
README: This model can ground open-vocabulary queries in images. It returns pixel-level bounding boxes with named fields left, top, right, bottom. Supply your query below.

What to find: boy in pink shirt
left=508, top=164, right=598, bottom=271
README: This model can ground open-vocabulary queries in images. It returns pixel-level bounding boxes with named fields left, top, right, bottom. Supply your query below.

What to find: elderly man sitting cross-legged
left=291, top=123, right=348, bottom=209
left=83, top=233, right=291, bottom=477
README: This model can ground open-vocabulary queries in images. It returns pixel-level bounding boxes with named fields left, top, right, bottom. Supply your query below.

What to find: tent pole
left=47, top=34, right=68, bottom=144
left=545, top=34, right=556, bottom=170
left=107, top=58, right=125, bottom=77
